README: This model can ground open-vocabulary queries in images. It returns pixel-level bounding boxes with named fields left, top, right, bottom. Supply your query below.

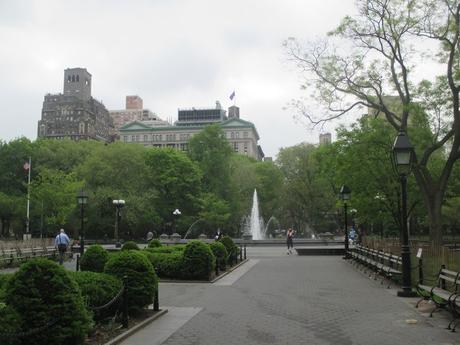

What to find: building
left=319, top=133, right=332, bottom=145
left=37, top=68, right=114, bottom=142
left=119, top=102, right=264, bottom=160
left=110, top=95, right=169, bottom=129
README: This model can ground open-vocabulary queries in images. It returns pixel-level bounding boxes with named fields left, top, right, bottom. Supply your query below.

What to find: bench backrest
left=438, top=268, right=460, bottom=292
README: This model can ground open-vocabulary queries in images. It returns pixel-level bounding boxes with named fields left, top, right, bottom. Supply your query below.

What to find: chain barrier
left=90, top=285, right=125, bottom=312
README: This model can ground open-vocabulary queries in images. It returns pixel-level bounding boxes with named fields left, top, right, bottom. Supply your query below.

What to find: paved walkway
left=122, top=248, right=460, bottom=345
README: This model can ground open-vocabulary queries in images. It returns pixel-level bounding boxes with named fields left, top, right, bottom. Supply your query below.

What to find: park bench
left=0, top=246, right=58, bottom=266
left=350, top=245, right=402, bottom=287
left=416, top=266, right=460, bottom=331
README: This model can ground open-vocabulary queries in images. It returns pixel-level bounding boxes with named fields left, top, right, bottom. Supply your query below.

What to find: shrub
left=181, top=240, right=215, bottom=280
left=210, top=242, right=228, bottom=270
left=121, top=241, right=140, bottom=251
left=145, top=245, right=184, bottom=254
left=0, top=273, right=13, bottom=303
left=80, top=245, right=109, bottom=273
left=5, top=258, right=91, bottom=345
left=146, top=251, right=183, bottom=279
left=0, top=303, right=22, bottom=345
left=71, top=271, right=122, bottom=321
left=219, top=236, right=238, bottom=263
left=148, top=239, right=162, bottom=248
left=104, top=251, right=157, bottom=313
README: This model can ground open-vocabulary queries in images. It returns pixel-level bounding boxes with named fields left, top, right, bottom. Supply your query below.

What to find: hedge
left=121, top=241, right=140, bottom=251
left=104, top=251, right=157, bottom=313
left=5, top=258, right=91, bottom=345
left=71, top=271, right=122, bottom=321
left=79, top=245, right=109, bottom=273
left=209, top=242, right=228, bottom=270
left=181, top=240, right=215, bottom=280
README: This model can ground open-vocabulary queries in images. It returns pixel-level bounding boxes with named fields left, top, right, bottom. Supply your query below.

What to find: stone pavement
left=122, top=247, right=460, bottom=345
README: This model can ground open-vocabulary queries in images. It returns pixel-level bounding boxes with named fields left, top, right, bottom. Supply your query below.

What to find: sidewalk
left=121, top=248, right=460, bottom=345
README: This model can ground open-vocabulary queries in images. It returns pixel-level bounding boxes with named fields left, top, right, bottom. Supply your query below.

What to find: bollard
left=76, top=254, right=80, bottom=271
left=215, top=259, right=219, bottom=277
left=418, top=257, right=423, bottom=285
left=244, top=244, right=247, bottom=260
left=122, top=276, right=129, bottom=328
left=154, top=283, right=159, bottom=311
left=240, top=245, right=243, bottom=261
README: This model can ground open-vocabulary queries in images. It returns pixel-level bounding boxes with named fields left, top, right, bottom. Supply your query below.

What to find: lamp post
left=113, top=199, right=125, bottom=248
left=77, top=189, right=88, bottom=255
left=392, top=130, right=417, bottom=297
left=339, top=185, right=351, bottom=259
left=172, top=208, right=181, bottom=236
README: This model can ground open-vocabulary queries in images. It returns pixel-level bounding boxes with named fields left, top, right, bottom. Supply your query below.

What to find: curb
left=103, top=309, right=168, bottom=345
left=158, top=259, right=250, bottom=284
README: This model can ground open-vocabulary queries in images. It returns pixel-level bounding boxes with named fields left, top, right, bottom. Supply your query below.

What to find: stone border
left=103, top=309, right=168, bottom=345
left=158, top=259, right=250, bottom=284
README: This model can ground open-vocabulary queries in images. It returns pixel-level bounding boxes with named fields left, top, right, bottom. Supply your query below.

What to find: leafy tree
left=285, top=0, right=460, bottom=245
left=188, top=124, right=233, bottom=199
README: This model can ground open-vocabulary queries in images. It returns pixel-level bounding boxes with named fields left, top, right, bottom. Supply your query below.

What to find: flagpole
left=26, top=157, right=31, bottom=236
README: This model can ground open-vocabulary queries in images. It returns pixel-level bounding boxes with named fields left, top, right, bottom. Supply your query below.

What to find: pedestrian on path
left=286, top=228, right=295, bottom=254
left=55, top=228, right=70, bottom=264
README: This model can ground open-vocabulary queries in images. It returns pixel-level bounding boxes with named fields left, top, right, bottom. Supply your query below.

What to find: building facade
left=119, top=103, right=264, bottom=160
left=319, top=133, right=332, bottom=145
left=37, top=68, right=114, bottom=142
left=110, top=95, right=168, bottom=129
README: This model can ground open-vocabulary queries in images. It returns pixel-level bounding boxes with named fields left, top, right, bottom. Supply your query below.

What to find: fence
left=362, top=237, right=460, bottom=282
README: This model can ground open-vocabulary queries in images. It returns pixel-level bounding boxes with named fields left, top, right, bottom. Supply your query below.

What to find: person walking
left=55, top=228, right=70, bottom=264
left=286, top=228, right=295, bottom=255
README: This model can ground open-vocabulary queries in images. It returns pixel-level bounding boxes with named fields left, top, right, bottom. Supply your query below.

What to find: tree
left=188, top=124, right=233, bottom=199
left=285, top=0, right=460, bottom=245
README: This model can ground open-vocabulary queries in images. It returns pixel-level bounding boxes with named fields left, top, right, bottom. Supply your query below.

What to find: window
left=76, top=75, right=79, bottom=82
left=123, top=136, right=128, bottom=142
left=231, top=132, right=235, bottom=139
left=233, top=142, right=239, bottom=152
left=243, top=131, right=248, bottom=138
left=144, top=135, right=148, bottom=142
left=235, top=132, right=239, bottom=138
left=131, top=135, right=135, bottom=141
left=72, top=75, right=75, bottom=82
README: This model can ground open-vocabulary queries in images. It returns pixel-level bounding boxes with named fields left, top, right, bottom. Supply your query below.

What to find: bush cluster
left=79, top=245, right=109, bottom=272
left=145, top=251, right=183, bottom=278
left=71, top=271, right=122, bottom=321
left=5, top=258, right=91, bottom=345
left=147, top=239, right=162, bottom=248
left=210, top=241, right=228, bottom=270
left=121, top=241, right=140, bottom=251
left=181, top=240, right=215, bottom=280
left=219, top=236, right=238, bottom=262
left=104, top=251, right=158, bottom=313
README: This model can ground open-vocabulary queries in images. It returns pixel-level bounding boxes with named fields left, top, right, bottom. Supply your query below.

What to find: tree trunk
left=426, top=195, right=444, bottom=247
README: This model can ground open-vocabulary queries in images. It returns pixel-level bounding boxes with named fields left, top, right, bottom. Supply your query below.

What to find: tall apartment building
left=109, top=95, right=168, bottom=129
left=37, top=68, right=114, bottom=142
left=119, top=102, right=264, bottom=160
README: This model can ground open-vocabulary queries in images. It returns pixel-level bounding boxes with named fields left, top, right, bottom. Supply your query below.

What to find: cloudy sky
left=0, top=0, right=357, bottom=158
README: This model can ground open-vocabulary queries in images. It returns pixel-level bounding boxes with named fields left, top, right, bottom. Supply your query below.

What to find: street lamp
left=392, top=130, right=417, bottom=297
left=172, top=209, right=181, bottom=236
left=77, top=189, right=88, bottom=255
left=113, top=199, right=125, bottom=248
left=339, top=185, right=351, bottom=259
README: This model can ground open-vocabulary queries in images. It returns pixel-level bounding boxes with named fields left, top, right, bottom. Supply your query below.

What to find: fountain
left=243, top=189, right=264, bottom=240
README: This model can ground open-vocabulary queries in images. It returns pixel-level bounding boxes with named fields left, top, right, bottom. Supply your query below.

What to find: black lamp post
left=113, top=199, right=125, bottom=248
left=339, top=185, right=351, bottom=259
left=392, top=130, right=417, bottom=297
left=77, top=189, right=88, bottom=255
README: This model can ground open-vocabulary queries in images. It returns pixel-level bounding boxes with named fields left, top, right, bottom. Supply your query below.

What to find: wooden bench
left=0, top=246, right=58, bottom=266
left=350, top=245, right=402, bottom=287
left=416, top=266, right=460, bottom=331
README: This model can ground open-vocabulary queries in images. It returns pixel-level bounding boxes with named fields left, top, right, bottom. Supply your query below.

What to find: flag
left=229, top=91, right=235, bottom=101
left=23, top=162, right=30, bottom=171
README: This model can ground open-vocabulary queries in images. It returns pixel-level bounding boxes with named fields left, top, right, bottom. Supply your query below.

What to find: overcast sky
left=0, top=0, right=357, bottom=158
